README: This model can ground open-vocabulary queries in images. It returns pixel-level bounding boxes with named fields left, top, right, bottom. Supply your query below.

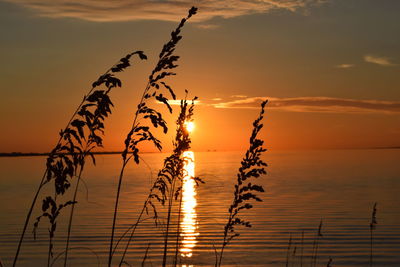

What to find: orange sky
left=0, top=1, right=399, bottom=152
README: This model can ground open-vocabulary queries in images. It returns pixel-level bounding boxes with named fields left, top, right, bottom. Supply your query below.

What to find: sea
left=1, top=149, right=399, bottom=266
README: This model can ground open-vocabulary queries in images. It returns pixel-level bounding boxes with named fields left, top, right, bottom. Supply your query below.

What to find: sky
left=0, top=0, right=399, bottom=152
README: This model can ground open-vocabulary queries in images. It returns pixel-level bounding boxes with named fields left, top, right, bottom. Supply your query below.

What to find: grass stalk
left=119, top=97, right=197, bottom=267
left=300, top=230, right=304, bottom=267
left=107, top=7, right=197, bottom=266
left=311, top=220, right=323, bottom=267
left=47, top=225, right=53, bottom=267
left=118, top=99, right=197, bottom=267
left=118, top=199, right=147, bottom=266
left=369, top=202, right=377, bottom=267
left=13, top=93, right=90, bottom=267
left=63, top=163, right=85, bottom=267
left=286, top=233, right=292, bottom=267
left=51, top=247, right=100, bottom=267
left=141, top=243, right=151, bottom=267
left=13, top=172, right=46, bottom=267
left=217, top=100, right=268, bottom=266
left=173, top=191, right=184, bottom=267
left=162, top=178, right=177, bottom=267
left=13, top=51, right=146, bottom=267
left=109, top=160, right=129, bottom=266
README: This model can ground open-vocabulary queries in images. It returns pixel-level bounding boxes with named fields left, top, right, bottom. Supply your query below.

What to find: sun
left=185, top=121, right=195, bottom=133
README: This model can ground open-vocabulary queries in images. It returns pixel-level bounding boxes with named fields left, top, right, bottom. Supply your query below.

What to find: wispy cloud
left=213, top=96, right=400, bottom=114
left=364, top=55, right=396, bottom=66
left=195, top=23, right=220, bottom=29
left=335, top=64, right=354, bottom=69
left=231, top=94, right=248, bottom=98
left=4, top=0, right=326, bottom=22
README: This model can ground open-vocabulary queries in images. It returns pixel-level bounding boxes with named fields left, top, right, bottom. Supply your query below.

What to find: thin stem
left=108, top=159, right=129, bottom=267
left=51, top=246, right=100, bottom=267
left=286, top=234, right=292, bottom=267
left=108, top=83, right=150, bottom=267
left=141, top=243, right=151, bottom=267
left=310, top=238, right=316, bottom=267
left=311, top=234, right=321, bottom=267
left=212, top=244, right=218, bottom=267
left=370, top=228, right=373, bottom=267
left=218, top=190, right=236, bottom=267
left=173, top=188, right=184, bottom=267
left=313, top=236, right=320, bottom=267
left=64, top=163, right=85, bottom=267
left=47, top=235, right=53, bottom=267
left=47, top=194, right=58, bottom=267
left=300, top=231, right=304, bottom=267
left=162, top=178, right=177, bottom=267
left=118, top=202, right=147, bottom=267
left=112, top=217, right=150, bottom=257
left=13, top=172, right=46, bottom=267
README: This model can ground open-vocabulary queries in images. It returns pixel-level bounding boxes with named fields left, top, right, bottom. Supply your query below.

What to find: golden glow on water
left=180, top=150, right=198, bottom=258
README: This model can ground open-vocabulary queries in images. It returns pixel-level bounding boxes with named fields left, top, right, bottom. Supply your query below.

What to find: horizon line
left=1, top=146, right=400, bottom=157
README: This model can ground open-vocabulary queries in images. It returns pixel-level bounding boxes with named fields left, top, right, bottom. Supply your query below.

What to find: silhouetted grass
left=116, top=96, right=198, bottom=267
left=108, top=7, right=197, bottom=267
left=157, top=97, right=200, bottom=267
left=216, top=100, right=268, bottom=267
left=286, top=233, right=292, bottom=267
left=141, top=243, right=151, bottom=267
left=327, top=257, right=333, bottom=267
left=300, top=230, right=304, bottom=267
left=370, top=202, right=377, bottom=267
left=311, top=219, right=323, bottom=267
left=13, top=50, right=146, bottom=267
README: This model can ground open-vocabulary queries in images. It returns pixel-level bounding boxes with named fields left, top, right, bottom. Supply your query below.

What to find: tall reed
left=286, top=233, right=292, bottom=267
left=300, top=230, right=304, bottom=267
left=117, top=96, right=198, bottom=267
left=311, top=219, right=323, bottom=267
left=216, top=100, right=268, bottom=267
left=158, top=97, right=201, bottom=267
left=369, top=202, right=377, bottom=267
left=108, top=7, right=198, bottom=267
left=13, top=51, right=146, bottom=267
left=61, top=52, right=146, bottom=267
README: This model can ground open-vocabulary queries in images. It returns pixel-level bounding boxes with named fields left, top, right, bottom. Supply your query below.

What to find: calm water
left=1, top=150, right=400, bottom=266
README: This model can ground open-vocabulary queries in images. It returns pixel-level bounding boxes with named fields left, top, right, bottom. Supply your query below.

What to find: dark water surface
left=1, top=149, right=399, bottom=266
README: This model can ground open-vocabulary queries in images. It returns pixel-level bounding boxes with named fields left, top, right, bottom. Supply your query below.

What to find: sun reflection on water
left=180, top=150, right=198, bottom=258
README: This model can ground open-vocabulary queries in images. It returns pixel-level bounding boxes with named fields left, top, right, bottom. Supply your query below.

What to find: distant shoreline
left=0, top=151, right=124, bottom=157
left=370, top=146, right=400, bottom=150
left=0, top=147, right=399, bottom=157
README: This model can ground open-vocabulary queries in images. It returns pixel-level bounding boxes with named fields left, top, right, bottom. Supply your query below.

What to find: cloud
left=364, top=55, right=396, bottom=66
left=231, top=94, right=248, bottom=98
left=335, top=64, right=354, bottom=69
left=4, top=0, right=326, bottom=22
left=213, top=96, right=400, bottom=114
left=195, top=23, right=220, bottom=29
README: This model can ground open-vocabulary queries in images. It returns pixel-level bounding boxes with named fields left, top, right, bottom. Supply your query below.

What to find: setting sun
left=185, top=121, right=195, bottom=133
